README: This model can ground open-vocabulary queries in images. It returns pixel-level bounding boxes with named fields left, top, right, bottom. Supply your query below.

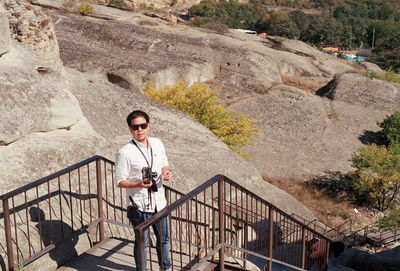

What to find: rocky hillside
left=2, top=1, right=400, bottom=270
left=0, top=0, right=314, bottom=217
left=44, top=1, right=400, bottom=182
left=2, top=0, right=400, bottom=209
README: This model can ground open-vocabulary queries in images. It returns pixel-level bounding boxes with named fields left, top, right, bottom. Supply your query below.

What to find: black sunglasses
left=130, top=123, right=148, bottom=131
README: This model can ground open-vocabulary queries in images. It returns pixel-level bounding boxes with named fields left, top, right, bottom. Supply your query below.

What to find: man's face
left=129, top=116, right=149, bottom=143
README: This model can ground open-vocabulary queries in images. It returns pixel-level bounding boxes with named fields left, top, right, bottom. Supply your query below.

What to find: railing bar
left=36, top=187, right=43, bottom=251
left=24, top=191, right=32, bottom=258
left=211, top=183, right=215, bottom=263
left=104, top=161, right=109, bottom=219
left=178, top=204, right=183, bottom=270
left=224, top=182, right=227, bottom=248
left=3, top=198, right=14, bottom=271
left=229, top=183, right=233, bottom=249
left=120, top=186, right=124, bottom=225
left=218, top=177, right=225, bottom=271
left=47, top=181, right=53, bottom=245
left=87, top=164, right=92, bottom=224
left=96, top=159, right=105, bottom=242
left=159, top=219, right=164, bottom=270
left=268, top=207, right=273, bottom=271
left=78, top=168, right=83, bottom=230
left=234, top=186, right=238, bottom=255
left=195, top=194, right=199, bottom=260
left=241, top=186, right=245, bottom=262
left=148, top=228, right=153, bottom=271
left=58, top=176, right=64, bottom=240
left=251, top=195, right=255, bottom=252
left=12, top=196, right=19, bottom=263
left=264, top=204, right=267, bottom=257
left=68, top=172, right=74, bottom=233
left=203, top=189, right=207, bottom=255
left=294, top=219, right=297, bottom=267
left=169, top=211, right=174, bottom=271
left=112, top=164, right=116, bottom=222
left=188, top=198, right=192, bottom=259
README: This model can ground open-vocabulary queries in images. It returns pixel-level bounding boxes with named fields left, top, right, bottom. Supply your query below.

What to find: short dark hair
left=127, top=110, right=150, bottom=126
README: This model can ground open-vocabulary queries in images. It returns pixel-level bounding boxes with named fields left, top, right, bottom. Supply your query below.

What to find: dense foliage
left=189, top=0, right=400, bottom=72
left=143, top=81, right=259, bottom=158
left=378, top=208, right=400, bottom=230
left=378, top=111, right=400, bottom=147
left=349, top=112, right=400, bottom=211
left=350, top=144, right=400, bottom=211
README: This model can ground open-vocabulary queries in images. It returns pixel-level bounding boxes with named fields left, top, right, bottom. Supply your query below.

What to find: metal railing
left=1, top=156, right=331, bottom=271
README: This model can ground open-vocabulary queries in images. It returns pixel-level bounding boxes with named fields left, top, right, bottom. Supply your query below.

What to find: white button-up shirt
left=115, top=137, right=168, bottom=212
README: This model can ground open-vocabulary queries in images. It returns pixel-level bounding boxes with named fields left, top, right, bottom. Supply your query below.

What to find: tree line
left=189, top=0, right=400, bottom=72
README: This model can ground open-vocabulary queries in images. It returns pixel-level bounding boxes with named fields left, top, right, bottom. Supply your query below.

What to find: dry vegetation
left=264, top=176, right=377, bottom=230
left=280, top=73, right=329, bottom=93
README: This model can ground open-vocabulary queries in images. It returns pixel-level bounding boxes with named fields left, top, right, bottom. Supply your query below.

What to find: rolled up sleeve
left=115, top=151, right=129, bottom=186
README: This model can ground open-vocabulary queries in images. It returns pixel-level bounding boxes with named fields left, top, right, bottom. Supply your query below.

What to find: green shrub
left=78, top=2, right=92, bottom=15
left=170, top=0, right=177, bottom=6
left=378, top=208, right=400, bottom=231
left=364, top=70, right=400, bottom=84
left=143, top=81, right=258, bottom=158
left=378, top=111, right=400, bottom=147
left=349, top=144, right=400, bottom=211
left=108, top=0, right=127, bottom=9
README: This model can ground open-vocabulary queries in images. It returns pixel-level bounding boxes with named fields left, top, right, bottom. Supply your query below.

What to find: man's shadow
left=29, top=207, right=78, bottom=267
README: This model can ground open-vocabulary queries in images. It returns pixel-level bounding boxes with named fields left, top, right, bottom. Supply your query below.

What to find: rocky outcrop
left=1, top=0, right=62, bottom=65
left=43, top=5, right=400, bottom=181
left=316, top=73, right=400, bottom=112
left=0, top=3, right=10, bottom=55
left=0, top=8, right=317, bottom=270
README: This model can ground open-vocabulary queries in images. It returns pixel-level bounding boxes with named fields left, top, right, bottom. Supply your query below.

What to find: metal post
left=244, top=223, right=248, bottom=269
left=301, top=227, right=306, bottom=271
left=268, top=208, right=273, bottom=271
left=3, top=199, right=15, bottom=271
left=96, top=159, right=105, bottom=242
left=325, top=240, right=330, bottom=270
left=135, top=229, right=146, bottom=271
left=218, top=178, right=225, bottom=271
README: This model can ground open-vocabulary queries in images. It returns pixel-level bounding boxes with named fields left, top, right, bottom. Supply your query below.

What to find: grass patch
left=264, top=176, right=355, bottom=227
left=281, top=73, right=328, bottom=93
left=364, top=70, right=400, bottom=84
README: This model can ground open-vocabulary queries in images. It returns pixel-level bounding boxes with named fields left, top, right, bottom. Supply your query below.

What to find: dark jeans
left=127, top=207, right=171, bottom=271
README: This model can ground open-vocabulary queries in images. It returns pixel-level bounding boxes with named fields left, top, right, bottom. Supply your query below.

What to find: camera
left=142, top=167, right=158, bottom=192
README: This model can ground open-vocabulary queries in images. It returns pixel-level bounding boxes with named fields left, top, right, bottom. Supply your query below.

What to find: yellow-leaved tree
left=143, top=81, right=258, bottom=158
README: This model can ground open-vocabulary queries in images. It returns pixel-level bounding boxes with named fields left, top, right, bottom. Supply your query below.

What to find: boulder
left=229, top=84, right=391, bottom=180
left=2, top=0, right=62, bottom=65
left=0, top=2, right=10, bottom=55
left=0, top=41, right=81, bottom=146
left=316, top=73, right=400, bottom=112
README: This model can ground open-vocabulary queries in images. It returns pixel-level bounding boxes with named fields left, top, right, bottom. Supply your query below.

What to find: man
left=115, top=110, right=173, bottom=271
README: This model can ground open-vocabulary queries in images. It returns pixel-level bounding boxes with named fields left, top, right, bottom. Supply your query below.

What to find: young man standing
left=115, top=110, right=173, bottom=271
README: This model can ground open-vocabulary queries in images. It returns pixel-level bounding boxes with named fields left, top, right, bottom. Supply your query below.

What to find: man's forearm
left=117, top=179, right=139, bottom=188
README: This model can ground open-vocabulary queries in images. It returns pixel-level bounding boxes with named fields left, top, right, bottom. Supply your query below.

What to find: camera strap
left=131, top=139, right=153, bottom=170
left=131, top=139, right=155, bottom=211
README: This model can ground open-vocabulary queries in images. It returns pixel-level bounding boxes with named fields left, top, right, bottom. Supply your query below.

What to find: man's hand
left=139, top=178, right=153, bottom=188
left=117, top=179, right=152, bottom=189
left=161, top=167, right=173, bottom=182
